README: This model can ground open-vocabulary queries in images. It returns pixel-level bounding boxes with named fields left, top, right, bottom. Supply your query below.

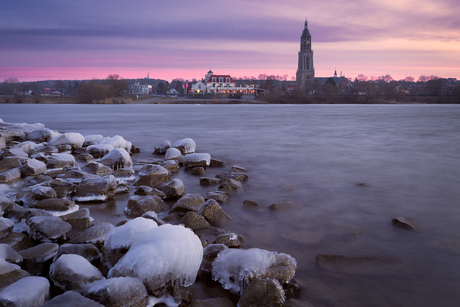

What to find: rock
left=26, top=128, right=59, bottom=143
left=209, top=158, right=226, bottom=167
left=141, top=211, right=166, bottom=226
left=182, top=212, right=211, bottom=231
left=0, top=196, right=14, bottom=213
left=214, top=232, right=244, bottom=248
left=85, top=277, right=149, bottom=307
left=153, top=140, right=171, bottom=154
left=28, top=216, right=72, bottom=242
left=165, top=147, right=184, bottom=164
left=0, top=158, right=22, bottom=174
left=0, top=243, right=23, bottom=264
left=55, top=243, right=101, bottom=265
left=0, top=232, right=35, bottom=251
left=199, top=199, right=232, bottom=226
left=193, top=227, right=228, bottom=247
left=18, top=243, right=59, bottom=275
left=0, top=258, right=29, bottom=289
left=60, top=208, right=92, bottom=231
left=84, top=134, right=104, bottom=146
left=133, top=165, right=170, bottom=187
left=173, top=138, right=196, bottom=154
left=113, top=168, right=135, bottom=180
left=284, top=279, right=302, bottom=300
left=56, top=144, right=72, bottom=152
left=71, top=222, right=115, bottom=247
left=0, top=128, right=25, bottom=143
left=243, top=200, right=262, bottom=210
left=205, top=191, right=231, bottom=204
left=134, top=185, right=166, bottom=198
left=32, top=198, right=76, bottom=212
left=184, top=153, right=211, bottom=169
left=125, top=195, right=168, bottom=218
left=219, top=179, right=244, bottom=194
left=41, top=290, right=104, bottom=307
left=191, top=167, right=206, bottom=175
left=238, top=278, right=285, bottom=307
left=1, top=148, right=28, bottom=161
left=20, top=159, right=47, bottom=177
left=21, top=186, right=57, bottom=207
left=0, top=276, right=50, bottom=307
left=160, top=159, right=180, bottom=173
left=50, top=178, right=76, bottom=198
left=38, top=145, right=59, bottom=154
left=108, top=224, right=203, bottom=294
left=47, top=153, right=76, bottom=169
left=169, top=193, right=205, bottom=216
left=50, top=254, right=104, bottom=291
left=190, top=297, right=234, bottom=307
left=155, top=178, right=186, bottom=199
left=49, top=132, right=85, bottom=148
left=392, top=217, right=416, bottom=230
left=0, top=167, right=21, bottom=183
left=232, top=165, right=247, bottom=173
left=61, top=169, right=92, bottom=184
left=0, top=217, right=14, bottom=238
left=0, top=137, right=5, bottom=149
left=82, top=162, right=113, bottom=176
left=200, top=177, right=221, bottom=186
left=100, top=148, right=133, bottom=170
left=98, top=135, right=132, bottom=152
left=269, top=201, right=302, bottom=211
left=216, top=172, right=248, bottom=182
left=87, top=144, right=114, bottom=159
left=76, top=153, right=96, bottom=162
left=73, top=175, right=117, bottom=202
left=200, top=244, right=227, bottom=276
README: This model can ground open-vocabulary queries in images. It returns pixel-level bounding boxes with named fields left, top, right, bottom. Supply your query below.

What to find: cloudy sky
left=1, top=0, right=459, bottom=82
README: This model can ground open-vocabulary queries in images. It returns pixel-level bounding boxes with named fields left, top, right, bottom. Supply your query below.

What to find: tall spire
left=302, top=17, right=310, bottom=36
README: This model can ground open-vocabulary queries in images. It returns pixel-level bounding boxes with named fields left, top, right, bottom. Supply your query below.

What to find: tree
left=107, top=74, right=129, bottom=97
left=77, top=80, right=110, bottom=103
left=324, top=77, right=337, bottom=95
left=0, top=77, right=20, bottom=95
left=404, top=76, right=414, bottom=82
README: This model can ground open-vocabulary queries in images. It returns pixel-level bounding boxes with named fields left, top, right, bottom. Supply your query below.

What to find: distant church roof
left=207, top=70, right=213, bottom=74
left=302, top=17, right=310, bottom=36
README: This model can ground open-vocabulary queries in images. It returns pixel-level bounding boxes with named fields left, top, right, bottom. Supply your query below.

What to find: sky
left=1, top=0, right=459, bottom=82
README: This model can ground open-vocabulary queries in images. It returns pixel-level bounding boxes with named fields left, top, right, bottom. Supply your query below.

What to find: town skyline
left=1, top=0, right=459, bottom=83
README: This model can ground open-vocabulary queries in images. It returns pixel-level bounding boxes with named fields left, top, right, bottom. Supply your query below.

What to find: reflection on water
left=2, top=104, right=460, bottom=306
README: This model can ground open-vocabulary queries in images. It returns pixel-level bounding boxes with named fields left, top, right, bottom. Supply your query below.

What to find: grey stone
left=55, top=243, right=101, bottom=265
left=392, top=217, right=416, bottom=230
left=41, top=291, right=104, bottom=307
left=125, top=195, right=168, bottom=218
left=60, top=208, right=92, bottom=231
left=0, top=217, right=14, bottom=238
left=182, top=212, right=211, bottom=231
left=50, top=178, right=76, bottom=198
left=133, top=165, right=170, bottom=187
left=73, top=175, right=117, bottom=202
left=0, top=167, right=21, bottom=183
left=155, top=178, right=186, bottom=199
left=243, top=200, right=262, bottom=210
left=160, top=159, right=179, bottom=173
left=169, top=193, right=205, bottom=216
left=200, top=177, right=221, bottom=186
left=199, top=199, right=232, bottom=226
left=0, top=232, right=35, bottom=252
left=213, top=232, right=244, bottom=248
left=153, top=140, right=171, bottom=154
left=20, top=158, right=47, bottom=177
left=28, top=216, right=72, bottom=242
left=18, top=243, right=59, bottom=275
left=164, top=148, right=184, bottom=164
left=85, top=277, right=149, bottom=307
left=205, top=191, right=231, bottom=204
left=0, top=258, right=29, bottom=289
left=71, top=222, right=115, bottom=247
left=47, top=152, right=76, bottom=169
left=100, top=148, right=133, bottom=170
left=218, top=178, right=244, bottom=194
left=82, top=162, right=113, bottom=176
left=0, top=243, right=23, bottom=264
left=238, top=278, right=285, bottom=307
left=0, top=276, right=50, bottom=307
left=32, top=198, right=76, bottom=211
left=133, top=185, right=166, bottom=198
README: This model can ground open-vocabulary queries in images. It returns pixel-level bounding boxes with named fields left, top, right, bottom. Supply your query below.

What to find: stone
left=200, top=177, right=221, bottom=186
left=199, top=199, right=232, bottom=226
left=125, top=195, right=168, bottom=218
left=191, top=167, right=206, bottom=175
left=284, top=279, right=302, bottom=300
left=60, top=208, right=92, bottom=231
left=216, top=172, right=248, bottom=182
left=82, top=162, right=113, bottom=176
left=200, top=244, right=227, bottom=276
left=238, top=278, right=285, bottom=307
left=100, top=148, right=133, bottom=170
left=160, top=159, right=179, bottom=173
left=28, top=216, right=72, bottom=242
left=41, top=291, right=104, bottom=307
left=49, top=132, right=85, bottom=148
left=0, top=276, right=50, bottom=307
left=184, top=153, right=211, bottom=169
left=232, top=165, right=247, bottom=173
left=1, top=148, right=28, bottom=161
left=193, top=227, right=228, bottom=247
left=0, top=217, right=14, bottom=238
left=182, top=212, right=211, bottom=231
left=165, top=147, right=184, bottom=164
left=155, top=178, right=186, bottom=199
left=214, top=232, right=244, bottom=248
left=134, top=185, right=165, bottom=198
left=0, top=167, right=21, bottom=183
left=50, top=254, right=104, bottom=291
left=73, top=175, right=117, bottom=202
left=0, top=196, right=14, bottom=213
left=20, top=158, right=47, bottom=177
left=219, top=179, right=244, bottom=194
left=38, top=145, right=59, bottom=154
left=21, top=186, right=57, bottom=207
left=71, top=222, right=115, bottom=247
left=76, top=153, right=96, bottom=162
left=32, top=198, right=76, bottom=211
left=173, top=138, right=196, bottom=154
left=141, top=211, right=166, bottom=226
left=0, top=243, right=23, bottom=264
left=85, top=277, right=149, bottom=307
left=269, top=201, right=302, bottom=211
left=133, top=165, right=170, bottom=187
left=0, top=129, right=25, bottom=143
left=87, top=144, right=114, bottom=159
left=243, top=200, right=262, bottom=210
left=205, top=191, right=231, bottom=204
left=0, top=158, right=22, bottom=174
left=190, top=297, right=234, bottom=307
left=153, top=140, right=171, bottom=154
left=0, top=258, right=30, bottom=289
left=47, top=153, right=76, bottom=169
left=113, top=168, right=135, bottom=179
left=0, top=137, right=5, bottom=149
left=26, top=128, right=59, bottom=143
left=209, top=158, right=226, bottom=167
left=83, top=134, right=104, bottom=146
left=392, top=217, right=416, bottom=230
left=0, top=232, right=35, bottom=251
left=169, top=193, right=205, bottom=216
left=18, top=243, right=59, bottom=275
left=55, top=243, right=101, bottom=265
left=50, top=178, right=76, bottom=198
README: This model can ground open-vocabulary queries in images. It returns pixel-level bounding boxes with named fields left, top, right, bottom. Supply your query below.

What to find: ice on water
left=104, top=217, right=158, bottom=251
left=108, top=224, right=203, bottom=291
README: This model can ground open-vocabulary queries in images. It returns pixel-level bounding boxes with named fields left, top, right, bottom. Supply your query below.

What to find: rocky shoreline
left=0, top=119, right=309, bottom=307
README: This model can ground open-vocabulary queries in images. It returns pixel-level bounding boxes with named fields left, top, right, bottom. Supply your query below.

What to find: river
left=1, top=103, right=460, bottom=306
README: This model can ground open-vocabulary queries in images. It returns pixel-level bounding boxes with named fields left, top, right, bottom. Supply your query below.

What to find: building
left=191, top=80, right=207, bottom=93
left=130, top=82, right=152, bottom=95
left=296, top=17, right=315, bottom=91
left=205, top=73, right=236, bottom=93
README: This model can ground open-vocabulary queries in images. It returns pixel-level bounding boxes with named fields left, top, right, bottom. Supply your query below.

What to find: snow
left=48, top=203, right=80, bottom=217
left=87, top=144, right=114, bottom=156
left=49, top=132, right=85, bottom=148
left=104, top=217, right=158, bottom=251
left=26, top=128, right=59, bottom=142
left=98, top=135, right=132, bottom=152
left=212, top=248, right=297, bottom=294
left=100, top=148, right=133, bottom=169
left=184, top=153, right=211, bottom=165
left=165, top=148, right=183, bottom=162
left=84, top=134, right=104, bottom=146
left=108, top=224, right=203, bottom=292
left=173, top=138, right=196, bottom=154
left=147, top=295, right=179, bottom=307
left=0, top=276, right=50, bottom=307
left=73, top=194, right=109, bottom=202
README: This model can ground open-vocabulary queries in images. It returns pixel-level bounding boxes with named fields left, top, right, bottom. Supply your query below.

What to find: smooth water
left=2, top=104, right=460, bottom=306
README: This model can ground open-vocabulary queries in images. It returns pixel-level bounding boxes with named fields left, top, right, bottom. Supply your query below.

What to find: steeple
left=296, top=17, right=315, bottom=91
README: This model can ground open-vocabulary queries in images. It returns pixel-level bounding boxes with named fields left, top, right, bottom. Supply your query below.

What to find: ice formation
left=0, top=276, right=50, bottom=307
left=98, top=135, right=132, bottom=152
left=26, top=128, right=59, bottom=142
left=212, top=248, right=297, bottom=294
left=100, top=148, right=133, bottom=170
left=173, top=138, right=196, bottom=154
left=108, top=224, right=203, bottom=292
left=184, top=153, right=211, bottom=165
left=104, top=217, right=158, bottom=251
left=84, top=134, right=104, bottom=146
left=49, top=132, right=85, bottom=148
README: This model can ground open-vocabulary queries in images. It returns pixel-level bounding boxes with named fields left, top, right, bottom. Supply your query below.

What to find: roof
left=205, top=75, right=234, bottom=83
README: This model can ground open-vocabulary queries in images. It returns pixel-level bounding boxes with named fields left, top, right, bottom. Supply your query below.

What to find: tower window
left=304, top=55, right=310, bottom=70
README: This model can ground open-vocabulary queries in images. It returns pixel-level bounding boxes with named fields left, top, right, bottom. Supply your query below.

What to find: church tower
left=296, top=17, right=315, bottom=91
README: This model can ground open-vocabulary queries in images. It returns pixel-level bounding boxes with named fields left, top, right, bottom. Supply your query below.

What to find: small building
left=130, top=82, right=152, bottom=95
left=191, top=81, right=207, bottom=93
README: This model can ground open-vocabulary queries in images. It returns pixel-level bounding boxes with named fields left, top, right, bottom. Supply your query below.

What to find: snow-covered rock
left=0, top=258, right=29, bottom=289
left=49, top=132, right=85, bottom=148
left=83, top=134, right=104, bottom=147
left=0, top=217, right=15, bottom=238
left=173, top=138, right=196, bottom=154
left=20, top=158, right=47, bottom=177
left=86, top=144, right=114, bottom=159
left=165, top=148, right=184, bottom=164
left=26, top=128, right=59, bottom=143
left=85, top=277, right=148, bottom=306
left=55, top=243, right=100, bottom=265
left=184, top=153, right=211, bottom=168
left=0, top=243, right=23, bottom=264
left=212, top=248, right=297, bottom=294
left=71, top=222, right=115, bottom=246
left=100, top=148, right=133, bottom=170
left=98, top=135, right=132, bottom=152
left=133, top=165, right=170, bottom=187
left=47, top=152, right=76, bottom=169
left=41, top=290, right=104, bottom=307
left=28, top=216, right=72, bottom=242
left=153, top=140, right=171, bottom=154
left=73, top=175, right=117, bottom=202
left=155, top=178, right=186, bottom=199
left=50, top=254, right=104, bottom=292
left=0, top=276, right=50, bottom=307
left=108, top=224, right=203, bottom=293
left=0, top=167, right=21, bottom=183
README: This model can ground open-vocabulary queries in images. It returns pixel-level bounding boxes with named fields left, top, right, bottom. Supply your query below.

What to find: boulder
left=133, top=165, right=170, bottom=187
left=28, top=216, right=72, bottom=242
left=47, top=153, right=76, bottom=169
left=0, top=167, right=21, bottom=183
left=200, top=177, right=221, bottom=186
left=392, top=217, right=416, bottom=230
left=0, top=276, right=50, bottom=307
left=32, top=198, right=76, bottom=212
left=190, top=297, right=234, bottom=307
left=141, top=211, right=166, bottom=226
left=209, top=158, right=226, bottom=167
left=18, top=243, right=59, bottom=275
left=193, top=227, right=228, bottom=247
left=100, top=148, right=133, bottom=170
left=219, top=179, right=244, bottom=194
left=0, top=137, right=5, bottom=149
left=0, top=243, right=23, bottom=264
left=160, top=159, right=180, bottom=173
left=199, top=199, right=232, bottom=226
left=191, top=167, right=206, bottom=175
left=1, top=148, right=28, bottom=161
left=82, top=162, right=113, bottom=176
left=182, top=212, right=211, bottom=231
left=21, top=186, right=57, bottom=207
left=55, top=243, right=101, bottom=265
left=164, top=148, right=184, bottom=164
left=0, top=258, right=29, bottom=289
left=243, top=200, right=262, bottom=210
left=153, top=140, right=171, bottom=154
left=83, top=134, right=104, bottom=146
left=238, top=278, right=285, bottom=307
left=0, top=217, right=14, bottom=238
left=155, top=178, right=186, bottom=199
left=85, top=277, right=149, bottom=307
left=73, top=175, right=117, bottom=202
left=71, top=222, right=115, bottom=247
left=86, top=144, right=114, bottom=159
left=61, top=169, right=92, bottom=184
left=50, top=178, right=76, bottom=198
left=232, top=165, right=247, bottom=173
left=0, top=158, right=22, bottom=174
left=98, top=135, right=132, bottom=152
left=125, top=195, right=168, bottom=218
left=173, top=138, right=196, bottom=154
left=49, top=132, right=85, bottom=148
left=50, top=254, right=104, bottom=291
left=0, top=232, right=35, bottom=252
left=134, top=185, right=166, bottom=198
left=0, top=129, right=25, bottom=143
left=26, top=128, right=59, bottom=143
left=200, top=244, right=228, bottom=276
left=60, top=208, right=92, bottom=231
left=214, top=232, right=244, bottom=248
left=20, top=159, right=47, bottom=177
left=205, top=191, right=231, bottom=204
left=76, top=153, right=96, bottom=162
left=169, top=193, right=205, bottom=216
left=41, top=291, right=104, bottom=307
left=184, top=153, right=211, bottom=169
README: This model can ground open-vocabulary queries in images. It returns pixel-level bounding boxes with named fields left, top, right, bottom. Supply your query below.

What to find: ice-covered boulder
left=184, top=153, right=211, bottom=169
left=1, top=148, right=28, bottom=161
left=0, top=128, right=25, bottom=143
left=98, top=135, right=132, bottom=152
left=18, top=243, right=59, bottom=275
left=0, top=258, right=29, bottom=289
left=238, top=278, right=286, bottom=307
left=0, top=243, right=23, bottom=264
left=50, top=178, right=76, bottom=198
left=153, top=140, right=171, bottom=154
left=41, top=290, right=104, bottom=307
left=85, top=277, right=148, bottom=306
left=212, top=248, right=297, bottom=294
left=71, top=222, right=115, bottom=246
left=82, top=162, right=113, bottom=176
left=124, top=195, right=168, bottom=218
left=0, top=276, right=49, bottom=307
left=108, top=224, right=203, bottom=293
left=0, top=157, right=22, bottom=174
left=20, top=158, right=47, bottom=177
left=84, top=134, right=104, bottom=147
left=26, top=128, right=59, bottom=143
left=102, top=217, right=158, bottom=268
left=165, top=147, right=184, bottom=164
left=28, top=216, right=72, bottom=242
left=155, top=178, right=186, bottom=199
left=173, top=138, right=196, bottom=154
left=73, top=175, right=117, bottom=202
left=21, top=186, right=57, bottom=207
left=60, top=208, right=92, bottom=231
left=32, top=198, right=77, bottom=212
left=49, top=132, right=85, bottom=148
left=169, top=193, right=205, bottom=216
left=100, top=148, right=132, bottom=170
left=47, top=152, right=76, bottom=169
left=0, top=217, right=14, bottom=238
left=0, top=168, right=21, bottom=183
left=133, top=165, right=170, bottom=187
left=55, top=243, right=101, bottom=265
left=213, top=232, right=245, bottom=248
left=86, top=144, right=114, bottom=159
left=160, top=159, right=180, bottom=173
left=50, top=254, right=104, bottom=291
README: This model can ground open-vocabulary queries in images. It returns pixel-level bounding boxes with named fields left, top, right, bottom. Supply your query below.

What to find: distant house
left=130, top=82, right=152, bottom=95
left=52, top=91, right=61, bottom=97
left=205, top=74, right=236, bottom=93
left=191, top=81, right=207, bottom=93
